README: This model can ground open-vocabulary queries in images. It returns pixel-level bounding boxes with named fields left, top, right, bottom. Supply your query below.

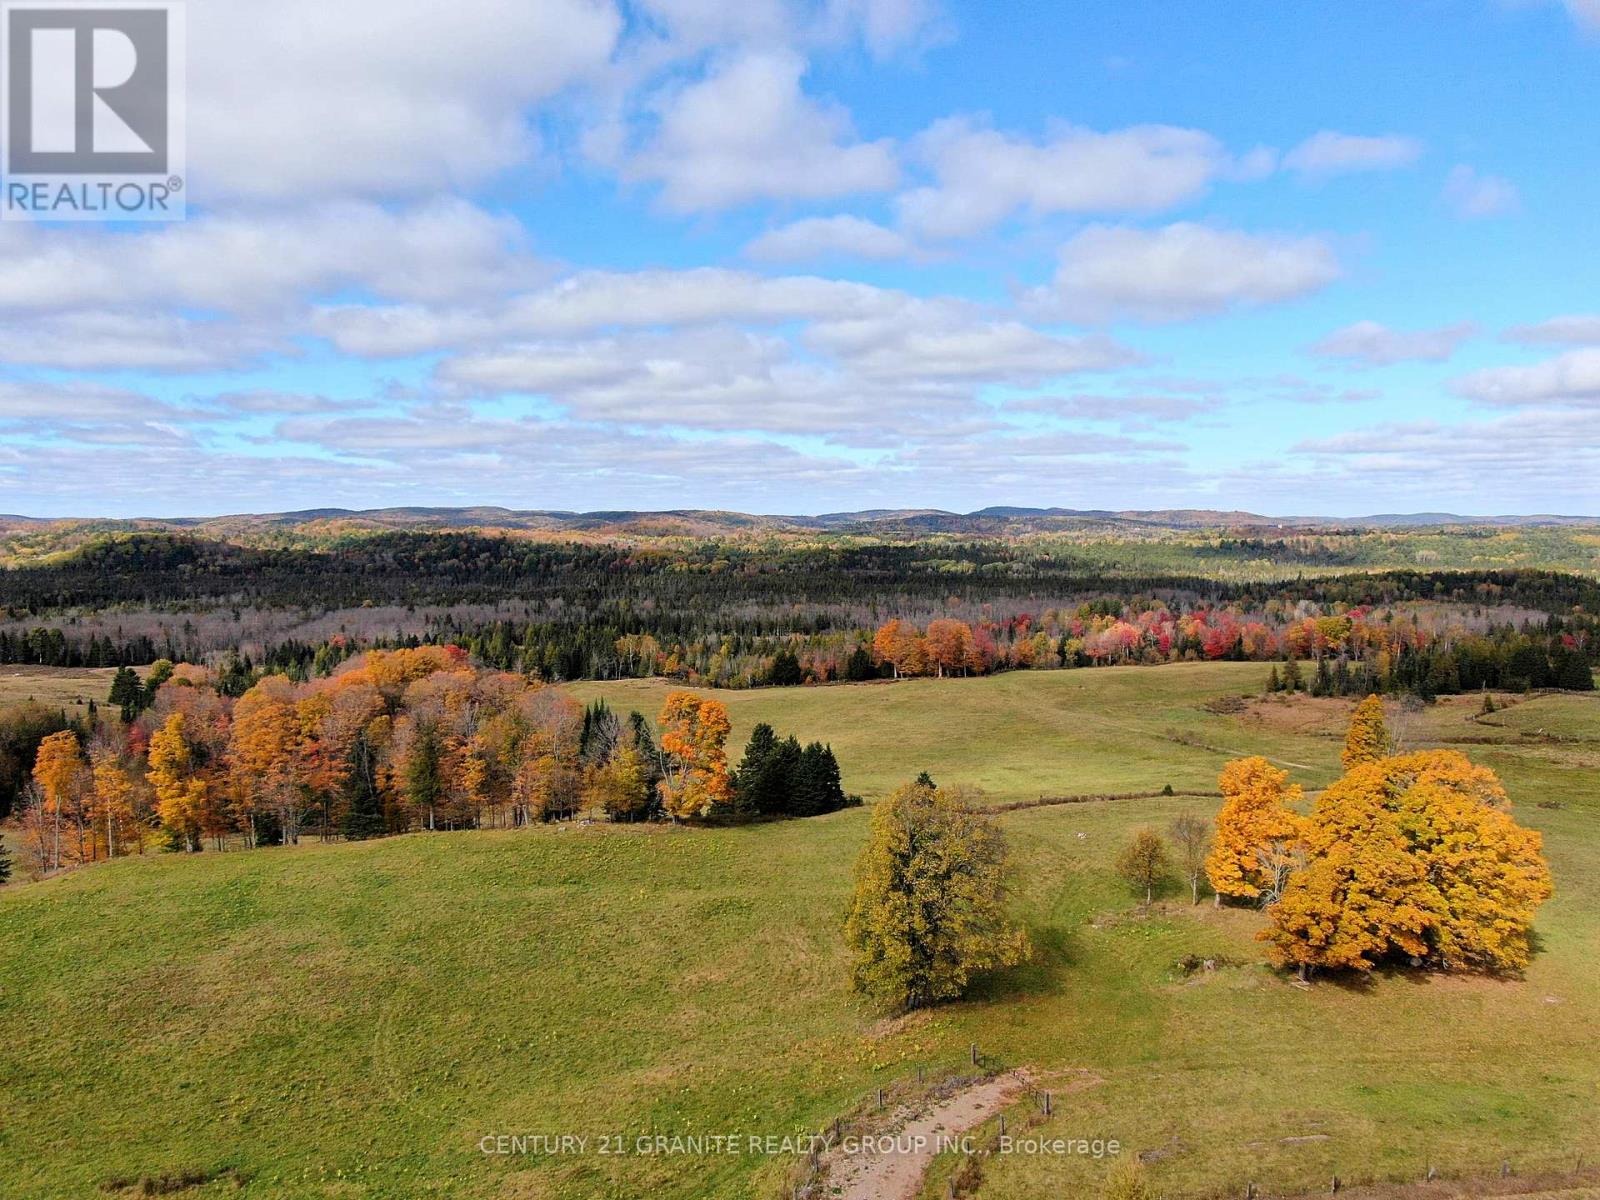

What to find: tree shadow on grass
left=965, top=920, right=1077, bottom=1003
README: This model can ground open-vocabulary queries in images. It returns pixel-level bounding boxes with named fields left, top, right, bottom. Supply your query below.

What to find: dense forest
left=0, top=532, right=1595, bottom=696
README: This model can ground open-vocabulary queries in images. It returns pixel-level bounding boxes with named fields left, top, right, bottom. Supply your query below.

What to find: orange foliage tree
left=1263, top=751, right=1552, bottom=977
left=32, top=730, right=87, bottom=871
left=1204, top=757, right=1306, bottom=906
left=656, top=692, right=733, bottom=819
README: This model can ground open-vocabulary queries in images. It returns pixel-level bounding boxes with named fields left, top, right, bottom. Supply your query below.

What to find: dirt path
left=820, top=1070, right=1033, bottom=1200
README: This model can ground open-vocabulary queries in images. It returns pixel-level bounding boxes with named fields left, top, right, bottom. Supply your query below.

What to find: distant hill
left=1, top=505, right=1596, bottom=544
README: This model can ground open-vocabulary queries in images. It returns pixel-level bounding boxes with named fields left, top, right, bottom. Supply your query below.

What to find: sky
left=3, top=0, right=1600, bottom=519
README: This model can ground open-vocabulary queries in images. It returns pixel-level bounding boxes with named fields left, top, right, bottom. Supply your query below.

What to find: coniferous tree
left=108, top=666, right=142, bottom=721
left=732, top=723, right=778, bottom=814
left=767, top=649, right=804, bottom=686
left=791, top=742, right=845, bottom=816
left=341, top=731, right=385, bottom=841
left=844, top=645, right=878, bottom=682
left=0, top=831, right=11, bottom=884
left=1557, top=651, right=1595, bottom=691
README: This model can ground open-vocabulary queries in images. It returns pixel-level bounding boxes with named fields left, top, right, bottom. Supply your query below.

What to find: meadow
left=1, top=665, right=1596, bottom=1199
left=0, top=664, right=123, bottom=711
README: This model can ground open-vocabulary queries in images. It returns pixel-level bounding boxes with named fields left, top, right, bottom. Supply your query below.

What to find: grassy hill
left=2, top=666, right=1597, bottom=1199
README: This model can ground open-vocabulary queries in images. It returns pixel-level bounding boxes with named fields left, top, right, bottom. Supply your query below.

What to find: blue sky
left=2, top=0, right=1599, bottom=517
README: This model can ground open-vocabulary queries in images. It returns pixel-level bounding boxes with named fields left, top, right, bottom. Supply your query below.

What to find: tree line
left=2, top=648, right=852, bottom=880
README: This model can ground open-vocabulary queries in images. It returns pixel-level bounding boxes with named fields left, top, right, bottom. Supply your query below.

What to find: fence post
left=970, top=1043, right=978, bottom=1066
left=998, top=1114, right=1006, bottom=1137
left=1331, top=1176, right=1340, bottom=1193
left=1501, top=1161, right=1511, bottom=1177
left=917, top=1065, right=924, bottom=1085
left=877, top=1088, right=885, bottom=1109
left=1043, top=1091, right=1052, bottom=1117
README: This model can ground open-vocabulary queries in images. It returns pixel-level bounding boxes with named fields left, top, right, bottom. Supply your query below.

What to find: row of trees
left=3, top=649, right=853, bottom=880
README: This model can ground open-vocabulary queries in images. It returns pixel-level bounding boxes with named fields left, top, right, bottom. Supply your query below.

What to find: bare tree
left=1254, top=840, right=1307, bottom=907
left=1169, top=813, right=1213, bottom=905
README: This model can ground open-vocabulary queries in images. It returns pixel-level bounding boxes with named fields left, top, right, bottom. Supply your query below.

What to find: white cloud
left=0, top=379, right=191, bottom=423
left=433, top=300, right=1136, bottom=441
left=0, top=312, right=281, bottom=372
left=1452, top=348, right=1600, bottom=406
left=1442, top=165, right=1520, bottom=218
left=1042, top=223, right=1342, bottom=323
left=1309, top=320, right=1477, bottom=366
left=1282, top=131, right=1422, bottom=177
left=191, top=0, right=620, bottom=201
left=0, top=201, right=541, bottom=318
left=1560, top=0, right=1600, bottom=32
left=895, top=118, right=1229, bottom=239
left=313, top=268, right=912, bottom=359
left=624, top=51, right=897, bottom=211
left=1291, top=408, right=1600, bottom=509
left=745, top=216, right=916, bottom=262
left=804, top=305, right=1139, bottom=383
left=1503, top=314, right=1600, bottom=346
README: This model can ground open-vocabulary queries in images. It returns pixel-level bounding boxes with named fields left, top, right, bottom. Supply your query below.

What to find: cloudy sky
left=4, top=0, right=1600, bottom=518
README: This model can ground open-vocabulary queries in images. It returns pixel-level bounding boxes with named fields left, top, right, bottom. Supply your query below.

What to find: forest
left=0, top=529, right=1594, bottom=699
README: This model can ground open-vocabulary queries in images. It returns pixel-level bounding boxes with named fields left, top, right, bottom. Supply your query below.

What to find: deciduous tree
left=844, top=779, right=1029, bottom=1009
left=656, top=692, right=733, bottom=820
left=1169, top=813, right=1212, bottom=904
left=1117, top=828, right=1172, bottom=904
left=1342, top=694, right=1391, bottom=770
left=1205, top=757, right=1305, bottom=905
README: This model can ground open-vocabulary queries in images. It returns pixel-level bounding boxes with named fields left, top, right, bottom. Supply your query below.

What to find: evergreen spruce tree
left=732, top=723, right=778, bottom=814
left=844, top=645, right=878, bottom=682
left=1557, top=651, right=1596, bottom=691
left=1283, top=658, right=1304, bottom=692
left=1266, top=664, right=1282, bottom=693
left=767, top=649, right=804, bottom=687
left=1311, top=657, right=1334, bottom=697
left=341, top=731, right=386, bottom=841
left=791, top=742, right=846, bottom=816
left=108, top=666, right=142, bottom=721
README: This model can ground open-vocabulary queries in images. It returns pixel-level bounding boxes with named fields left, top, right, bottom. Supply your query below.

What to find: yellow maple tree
left=1204, top=756, right=1306, bottom=904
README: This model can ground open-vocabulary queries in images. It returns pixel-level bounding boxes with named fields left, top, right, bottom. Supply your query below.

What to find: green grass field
left=2, top=665, right=1597, bottom=1200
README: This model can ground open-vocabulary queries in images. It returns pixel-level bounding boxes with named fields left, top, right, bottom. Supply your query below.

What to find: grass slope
left=2, top=666, right=1597, bottom=1200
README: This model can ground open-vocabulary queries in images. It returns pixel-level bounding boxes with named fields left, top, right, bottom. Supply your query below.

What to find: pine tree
left=844, top=645, right=878, bottom=682
left=732, top=723, right=780, bottom=814
left=108, top=665, right=142, bottom=721
left=1283, top=658, right=1304, bottom=692
left=791, top=742, right=845, bottom=816
left=340, top=731, right=385, bottom=841
left=1266, top=664, right=1282, bottom=694
left=0, top=831, right=12, bottom=884
left=767, top=649, right=804, bottom=686
left=404, top=721, right=445, bottom=831
left=1557, top=651, right=1595, bottom=691
left=1342, top=695, right=1391, bottom=770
